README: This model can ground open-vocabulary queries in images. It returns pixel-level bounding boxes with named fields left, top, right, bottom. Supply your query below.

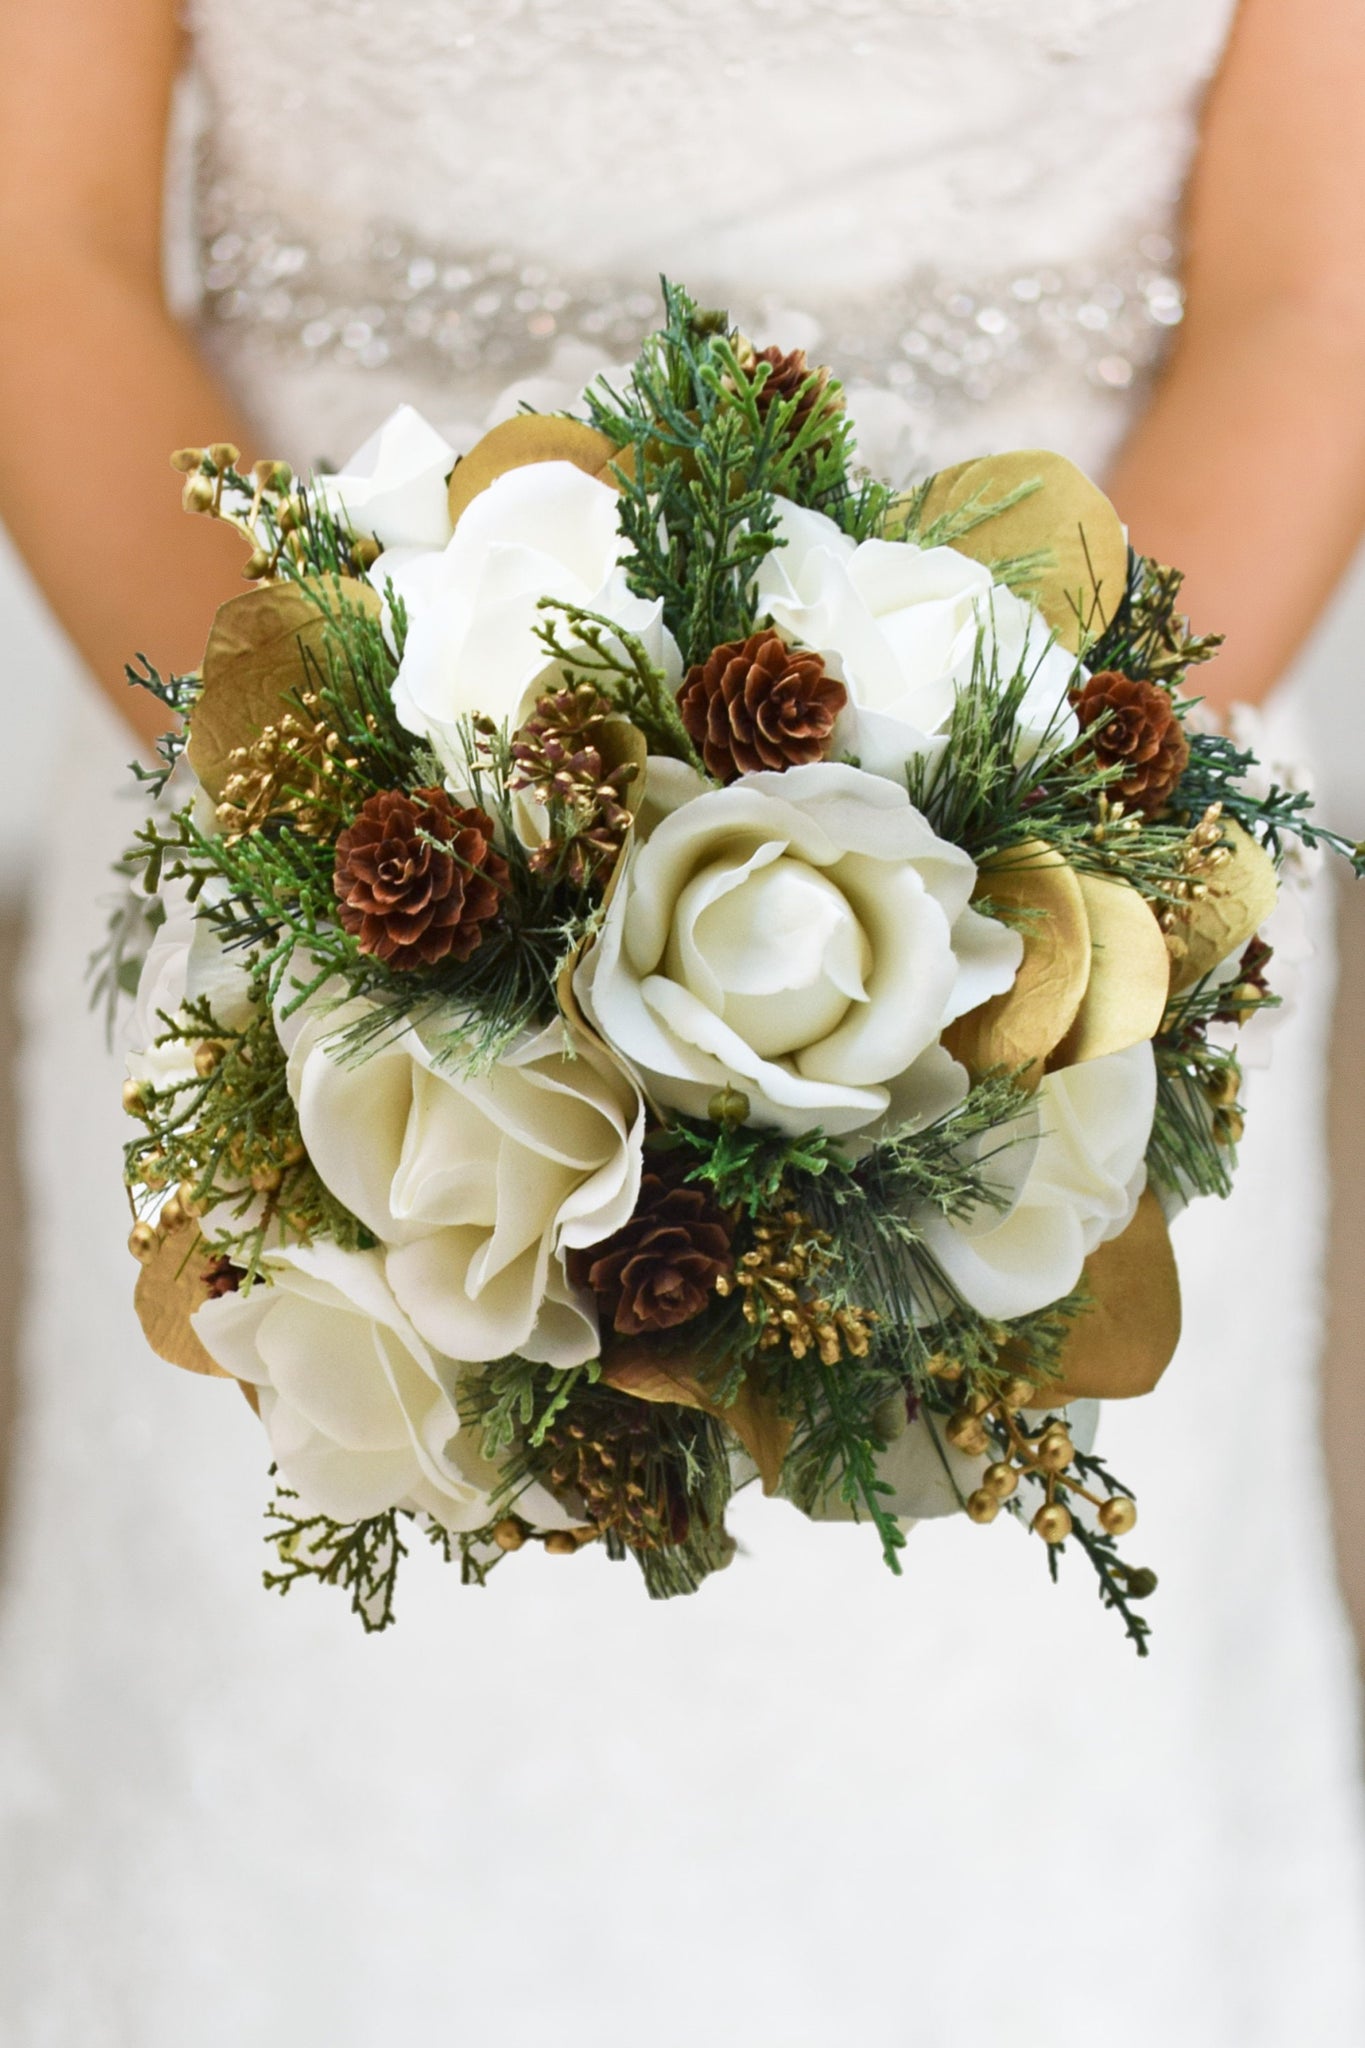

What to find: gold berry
left=1035, top=1430, right=1074, bottom=1473
left=966, top=1488, right=1000, bottom=1525
left=1033, top=1501, right=1074, bottom=1545
left=122, top=1078, right=150, bottom=1117
left=1099, top=1496, right=1138, bottom=1536
left=1001, top=1375, right=1037, bottom=1410
left=491, top=1519, right=526, bottom=1552
left=945, top=1411, right=989, bottom=1456
left=194, top=1041, right=227, bottom=1078
left=543, top=1530, right=579, bottom=1556
left=128, top=1222, right=158, bottom=1263
left=158, top=1195, right=185, bottom=1233
left=983, top=1461, right=1018, bottom=1500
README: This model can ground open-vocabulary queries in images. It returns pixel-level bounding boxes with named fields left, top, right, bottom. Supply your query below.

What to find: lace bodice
left=185, top=0, right=1239, bottom=477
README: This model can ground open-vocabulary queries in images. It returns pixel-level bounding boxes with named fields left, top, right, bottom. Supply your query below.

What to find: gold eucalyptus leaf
left=941, top=842, right=1091, bottom=1086
left=1050, top=872, right=1171, bottom=1068
left=446, top=415, right=624, bottom=526
left=1167, top=818, right=1279, bottom=994
left=186, top=575, right=381, bottom=801
left=600, top=1355, right=793, bottom=1496
left=1029, top=1189, right=1182, bottom=1405
left=914, top=449, right=1128, bottom=652
left=133, top=1221, right=232, bottom=1379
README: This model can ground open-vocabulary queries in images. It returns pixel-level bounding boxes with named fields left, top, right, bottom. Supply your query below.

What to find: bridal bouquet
left=109, top=284, right=1358, bottom=1648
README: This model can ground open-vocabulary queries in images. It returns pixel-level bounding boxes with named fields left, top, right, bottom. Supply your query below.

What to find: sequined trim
left=196, top=195, right=1183, bottom=402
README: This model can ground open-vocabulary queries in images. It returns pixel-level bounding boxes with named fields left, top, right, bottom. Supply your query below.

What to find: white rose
left=919, top=1041, right=1157, bottom=1322
left=125, top=873, right=256, bottom=1091
left=375, top=461, right=673, bottom=775
left=319, top=405, right=456, bottom=551
left=754, top=498, right=1079, bottom=779
left=193, top=1241, right=569, bottom=1532
left=577, top=760, right=1022, bottom=1139
left=285, top=1001, right=644, bottom=1367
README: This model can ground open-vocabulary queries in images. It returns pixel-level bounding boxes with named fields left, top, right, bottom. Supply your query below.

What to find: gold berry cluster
left=931, top=1357, right=1138, bottom=1546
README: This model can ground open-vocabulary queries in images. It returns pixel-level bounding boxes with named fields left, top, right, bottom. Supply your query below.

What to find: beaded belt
left=196, top=191, right=1184, bottom=404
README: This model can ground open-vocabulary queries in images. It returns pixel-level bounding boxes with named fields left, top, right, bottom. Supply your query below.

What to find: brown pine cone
left=333, top=787, right=509, bottom=971
left=678, top=629, right=847, bottom=782
left=1075, top=670, right=1190, bottom=814
left=749, top=344, right=841, bottom=440
left=569, top=1173, right=734, bottom=1338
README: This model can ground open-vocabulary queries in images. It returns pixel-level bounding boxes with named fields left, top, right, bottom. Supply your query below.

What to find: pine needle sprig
left=264, top=1484, right=406, bottom=1633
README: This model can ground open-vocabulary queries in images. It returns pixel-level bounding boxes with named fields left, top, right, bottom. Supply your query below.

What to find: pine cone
left=333, top=788, right=509, bottom=971
left=749, top=344, right=841, bottom=440
left=540, top=1391, right=694, bottom=1550
left=678, top=629, right=846, bottom=782
left=569, top=1172, right=733, bottom=1337
left=201, top=1256, right=244, bottom=1298
left=1075, top=670, right=1190, bottom=814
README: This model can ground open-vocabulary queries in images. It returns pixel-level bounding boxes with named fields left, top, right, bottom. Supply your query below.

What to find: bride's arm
left=0, top=0, right=254, bottom=748
left=1106, top=0, right=1365, bottom=710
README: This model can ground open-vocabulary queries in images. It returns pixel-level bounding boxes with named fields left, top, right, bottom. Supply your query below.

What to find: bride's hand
left=0, top=0, right=255, bottom=748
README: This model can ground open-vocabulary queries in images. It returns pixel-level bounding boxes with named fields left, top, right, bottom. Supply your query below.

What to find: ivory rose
left=319, top=404, right=457, bottom=551
left=754, top=498, right=1080, bottom=778
left=376, top=460, right=673, bottom=774
left=919, top=1041, right=1157, bottom=1321
left=193, top=1241, right=569, bottom=1531
left=285, top=1001, right=644, bottom=1367
left=576, top=760, right=1022, bottom=1138
left=124, top=871, right=256, bottom=1092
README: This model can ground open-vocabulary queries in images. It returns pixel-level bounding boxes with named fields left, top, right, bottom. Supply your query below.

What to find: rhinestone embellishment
left=198, top=194, right=1183, bottom=404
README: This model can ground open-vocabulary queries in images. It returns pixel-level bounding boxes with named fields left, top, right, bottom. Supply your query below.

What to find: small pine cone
left=201, top=1256, right=245, bottom=1298
left=568, top=1173, right=734, bottom=1337
left=749, top=344, right=841, bottom=440
left=333, top=787, right=509, bottom=971
left=1075, top=670, right=1190, bottom=814
left=678, top=628, right=847, bottom=782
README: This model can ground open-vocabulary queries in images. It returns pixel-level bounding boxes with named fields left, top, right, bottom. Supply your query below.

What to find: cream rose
left=919, top=1041, right=1157, bottom=1322
left=285, top=1001, right=644, bottom=1367
left=576, top=760, right=1022, bottom=1139
left=193, top=1241, right=569, bottom=1531
left=376, top=460, right=673, bottom=775
left=125, top=872, right=256, bottom=1092
left=320, top=404, right=457, bottom=551
left=754, top=498, right=1079, bottom=778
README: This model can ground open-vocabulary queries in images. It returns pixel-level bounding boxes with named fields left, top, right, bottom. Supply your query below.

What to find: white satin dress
left=4, top=4, right=1365, bottom=2042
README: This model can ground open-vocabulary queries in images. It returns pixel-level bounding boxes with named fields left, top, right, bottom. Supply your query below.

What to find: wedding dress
left=5, top=3, right=1365, bottom=2042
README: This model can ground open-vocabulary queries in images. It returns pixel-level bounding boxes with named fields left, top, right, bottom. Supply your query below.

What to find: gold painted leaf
left=1031, top=1189, right=1182, bottom=1404
left=942, top=842, right=1091, bottom=1086
left=601, top=1354, right=793, bottom=1496
left=133, top=1221, right=232, bottom=1379
left=446, top=415, right=623, bottom=526
left=1051, top=872, right=1171, bottom=1068
left=914, top=449, right=1128, bottom=652
left=186, top=576, right=381, bottom=800
left=1167, top=818, right=1279, bottom=994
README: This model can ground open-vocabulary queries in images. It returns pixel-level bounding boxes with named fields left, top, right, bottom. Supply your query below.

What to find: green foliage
left=1086, top=550, right=1222, bottom=689
left=1177, top=728, right=1365, bottom=876
left=125, top=992, right=369, bottom=1273
left=532, top=600, right=705, bottom=769
left=264, top=1485, right=407, bottom=1633
left=584, top=279, right=883, bottom=669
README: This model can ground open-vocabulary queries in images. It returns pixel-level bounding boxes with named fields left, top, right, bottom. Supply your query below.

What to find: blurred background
left=2, top=513, right=1363, bottom=1666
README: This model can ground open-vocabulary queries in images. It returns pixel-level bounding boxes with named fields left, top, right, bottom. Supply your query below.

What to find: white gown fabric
left=6, top=4, right=1365, bottom=2041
